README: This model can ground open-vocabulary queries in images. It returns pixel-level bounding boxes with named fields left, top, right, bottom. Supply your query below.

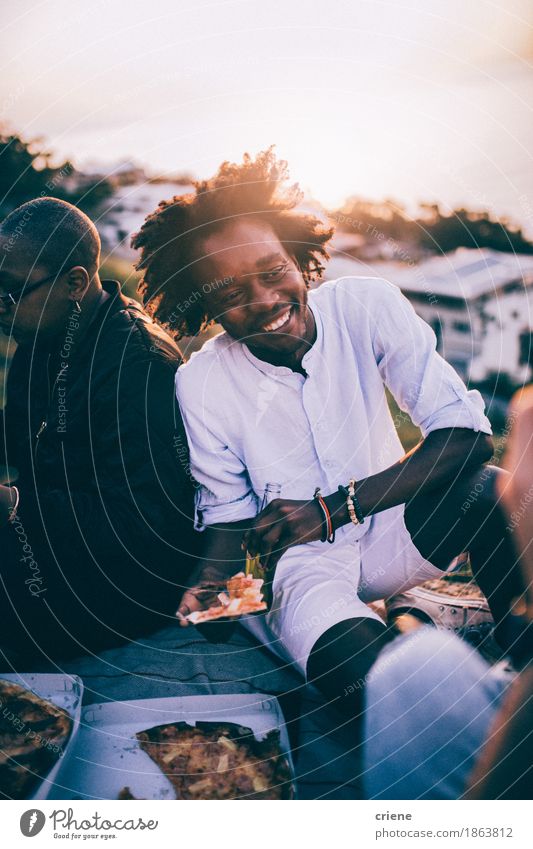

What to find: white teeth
left=263, top=308, right=292, bottom=332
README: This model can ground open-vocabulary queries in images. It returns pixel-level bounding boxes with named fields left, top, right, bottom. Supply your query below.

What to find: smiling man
left=133, top=149, right=522, bottom=715
left=0, top=197, right=199, bottom=662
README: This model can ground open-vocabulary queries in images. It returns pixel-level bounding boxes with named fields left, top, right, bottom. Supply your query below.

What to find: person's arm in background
left=465, top=387, right=533, bottom=799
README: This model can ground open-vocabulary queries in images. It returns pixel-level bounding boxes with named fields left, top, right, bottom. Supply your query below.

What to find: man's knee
left=404, top=464, right=509, bottom=569
left=406, top=464, right=504, bottom=521
left=306, top=617, right=392, bottom=716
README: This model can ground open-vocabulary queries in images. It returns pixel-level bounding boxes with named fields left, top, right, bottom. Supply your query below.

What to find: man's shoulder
left=311, top=275, right=400, bottom=319
left=312, top=275, right=398, bottom=302
left=97, top=291, right=181, bottom=371
left=175, top=331, right=235, bottom=399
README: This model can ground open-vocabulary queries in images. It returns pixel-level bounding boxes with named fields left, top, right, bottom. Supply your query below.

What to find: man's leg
left=249, top=538, right=394, bottom=715
left=404, top=465, right=524, bottom=636
left=362, top=627, right=515, bottom=799
left=306, top=616, right=394, bottom=716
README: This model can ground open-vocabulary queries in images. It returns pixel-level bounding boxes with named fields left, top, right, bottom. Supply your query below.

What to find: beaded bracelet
left=338, top=480, right=365, bottom=525
left=314, top=487, right=335, bottom=544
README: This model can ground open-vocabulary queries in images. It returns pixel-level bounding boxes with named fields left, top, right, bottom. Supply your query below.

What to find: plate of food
left=0, top=673, right=83, bottom=800
left=50, top=693, right=296, bottom=800
left=186, top=572, right=267, bottom=624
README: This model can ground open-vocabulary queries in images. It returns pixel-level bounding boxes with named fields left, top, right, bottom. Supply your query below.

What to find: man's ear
left=66, top=266, right=90, bottom=302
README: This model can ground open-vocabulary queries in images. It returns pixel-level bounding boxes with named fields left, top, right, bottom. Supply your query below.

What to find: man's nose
left=248, top=280, right=281, bottom=314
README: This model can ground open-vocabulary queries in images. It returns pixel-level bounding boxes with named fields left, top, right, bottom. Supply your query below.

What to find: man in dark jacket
left=0, top=197, right=199, bottom=663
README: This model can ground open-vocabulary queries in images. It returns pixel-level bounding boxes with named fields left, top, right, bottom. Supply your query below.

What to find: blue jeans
left=363, top=627, right=515, bottom=799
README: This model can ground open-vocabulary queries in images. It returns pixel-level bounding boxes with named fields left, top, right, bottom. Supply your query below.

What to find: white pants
left=243, top=504, right=447, bottom=676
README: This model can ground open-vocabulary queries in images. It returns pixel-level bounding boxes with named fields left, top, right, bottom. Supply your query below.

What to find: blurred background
left=2, top=0, right=533, bottom=449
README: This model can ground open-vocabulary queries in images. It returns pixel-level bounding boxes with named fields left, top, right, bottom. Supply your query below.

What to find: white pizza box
left=46, top=692, right=296, bottom=800
left=0, top=672, right=84, bottom=800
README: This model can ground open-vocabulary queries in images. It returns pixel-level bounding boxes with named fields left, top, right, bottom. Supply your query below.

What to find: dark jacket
left=0, top=281, right=200, bottom=660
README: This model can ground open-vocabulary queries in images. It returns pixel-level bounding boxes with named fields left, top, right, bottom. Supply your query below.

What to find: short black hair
left=132, top=148, right=334, bottom=338
left=0, top=197, right=101, bottom=276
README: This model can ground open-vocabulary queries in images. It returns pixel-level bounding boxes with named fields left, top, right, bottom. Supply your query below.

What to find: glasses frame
left=0, top=270, right=67, bottom=308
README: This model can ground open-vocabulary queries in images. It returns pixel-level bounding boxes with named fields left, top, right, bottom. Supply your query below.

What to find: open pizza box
left=44, top=692, right=297, bottom=800
left=0, top=672, right=84, bottom=800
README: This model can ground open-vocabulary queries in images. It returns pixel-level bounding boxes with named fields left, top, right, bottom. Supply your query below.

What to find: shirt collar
left=241, top=295, right=322, bottom=376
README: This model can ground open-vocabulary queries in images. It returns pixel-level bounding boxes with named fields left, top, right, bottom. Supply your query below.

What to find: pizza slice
left=0, top=680, right=73, bottom=799
left=136, top=721, right=293, bottom=799
left=186, top=572, right=266, bottom=624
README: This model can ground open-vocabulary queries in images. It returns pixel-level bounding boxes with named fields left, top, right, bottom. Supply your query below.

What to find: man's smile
left=260, top=306, right=293, bottom=333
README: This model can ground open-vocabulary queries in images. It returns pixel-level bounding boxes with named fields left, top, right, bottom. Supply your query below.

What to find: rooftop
left=327, top=247, right=533, bottom=300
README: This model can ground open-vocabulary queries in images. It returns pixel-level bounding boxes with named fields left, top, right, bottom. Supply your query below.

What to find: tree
left=0, top=128, right=113, bottom=218
left=332, top=198, right=533, bottom=257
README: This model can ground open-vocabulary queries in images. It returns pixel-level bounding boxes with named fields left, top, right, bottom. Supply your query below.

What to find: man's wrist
left=323, top=489, right=350, bottom=531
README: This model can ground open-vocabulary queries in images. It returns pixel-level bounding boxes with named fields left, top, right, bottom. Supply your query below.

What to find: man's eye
left=222, top=290, right=242, bottom=304
left=262, top=264, right=288, bottom=282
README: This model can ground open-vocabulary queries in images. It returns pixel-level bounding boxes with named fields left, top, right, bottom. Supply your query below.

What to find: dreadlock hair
left=131, top=147, right=334, bottom=338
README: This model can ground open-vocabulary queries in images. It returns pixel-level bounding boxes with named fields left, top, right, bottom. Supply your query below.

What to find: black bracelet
left=338, top=483, right=365, bottom=525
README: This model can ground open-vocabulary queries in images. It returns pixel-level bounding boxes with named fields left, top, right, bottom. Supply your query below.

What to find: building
left=326, top=246, right=533, bottom=385
left=98, top=176, right=195, bottom=259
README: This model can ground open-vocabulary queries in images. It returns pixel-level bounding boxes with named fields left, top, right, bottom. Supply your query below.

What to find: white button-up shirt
left=175, top=277, right=492, bottom=543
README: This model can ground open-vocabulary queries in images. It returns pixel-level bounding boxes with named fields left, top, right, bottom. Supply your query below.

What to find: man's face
left=0, top=241, right=71, bottom=345
left=193, top=220, right=312, bottom=356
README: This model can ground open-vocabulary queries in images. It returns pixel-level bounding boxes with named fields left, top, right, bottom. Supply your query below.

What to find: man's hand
left=177, top=521, right=250, bottom=627
left=176, top=564, right=232, bottom=626
left=241, top=497, right=325, bottom=572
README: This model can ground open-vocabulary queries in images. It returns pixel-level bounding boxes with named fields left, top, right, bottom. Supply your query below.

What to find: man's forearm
left=325, top=428, right=493, bottom=531
left=191, top=521, right=248, bottom=583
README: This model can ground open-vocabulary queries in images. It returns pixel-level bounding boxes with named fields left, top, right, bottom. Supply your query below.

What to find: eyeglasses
left=0, top=271, right=64, bottom=308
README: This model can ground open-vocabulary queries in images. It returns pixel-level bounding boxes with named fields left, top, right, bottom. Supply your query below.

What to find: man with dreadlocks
left=133, top=149, right=522, bottom=717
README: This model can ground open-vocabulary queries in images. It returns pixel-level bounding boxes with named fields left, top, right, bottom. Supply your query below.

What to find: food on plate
left=422, top=577, right=486, bottom=599
left=0, top=679, right=72, bottom=799
left=136, top=721, right=293, bottom=799
left=186, top=571, right=266, bottom=624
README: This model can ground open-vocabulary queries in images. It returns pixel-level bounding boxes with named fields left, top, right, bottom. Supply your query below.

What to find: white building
left=326, top=246, right=533, bottom=385
left=98, top=178, right=195, bottom=259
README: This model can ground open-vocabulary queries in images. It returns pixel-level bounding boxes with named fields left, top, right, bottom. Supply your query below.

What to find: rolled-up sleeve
left=175, top=369, right=258, bottom=530
left=371, top=279, right=492, bottom=438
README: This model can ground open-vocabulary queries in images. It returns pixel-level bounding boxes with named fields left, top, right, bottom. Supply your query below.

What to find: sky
left=1, top=0, right=533, bottom=228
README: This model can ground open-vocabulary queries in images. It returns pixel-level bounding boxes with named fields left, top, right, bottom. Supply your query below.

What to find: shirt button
left=324, top=459, right=336, bottom=469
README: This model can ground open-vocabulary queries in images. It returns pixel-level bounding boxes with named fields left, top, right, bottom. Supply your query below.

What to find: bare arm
left=178, top=428, right=493, bottom=622
left=245, top=427, right=493, bottom=568
left=326, top=426, right=493, bottom=530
